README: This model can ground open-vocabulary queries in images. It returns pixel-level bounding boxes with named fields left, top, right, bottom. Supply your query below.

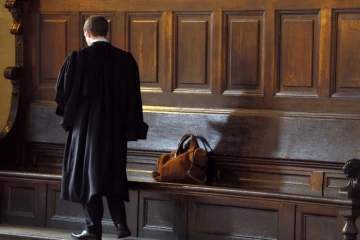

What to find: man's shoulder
left=65, top=51, right=78, bottom=61
left=79, top=44, right=132, bottom=58
left=109, top=46, right=133, bottom=58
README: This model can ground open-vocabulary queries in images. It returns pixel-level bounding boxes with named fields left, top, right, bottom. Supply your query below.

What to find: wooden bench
left=2, top=0, right=360, bottom=239
left=0, top=164, right=359, bottom=240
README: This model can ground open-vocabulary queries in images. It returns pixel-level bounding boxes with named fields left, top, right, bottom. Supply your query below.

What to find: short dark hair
left=83, top=15, right=108, bottom=37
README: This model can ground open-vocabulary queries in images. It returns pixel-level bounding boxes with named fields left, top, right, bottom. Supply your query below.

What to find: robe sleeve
left=55, top=51, right=78, bottom=130
left=126, top=53, right=148, bottom=141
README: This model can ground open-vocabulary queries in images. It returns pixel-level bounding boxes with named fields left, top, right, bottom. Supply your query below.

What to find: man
left=55, top=15, right=148, bottom=240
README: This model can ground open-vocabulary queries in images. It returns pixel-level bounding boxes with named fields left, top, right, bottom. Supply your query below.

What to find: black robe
left=55, top=42, right=148, bottom=204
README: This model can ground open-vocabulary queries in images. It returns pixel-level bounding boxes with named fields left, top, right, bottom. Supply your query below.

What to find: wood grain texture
left=2, top=181, right=46, bottom=227
left=24, top=1, right=360, bottom=113
left=276, top=10, right=320, bottom=97
left=126, top=12, right=162, bottom=92
left=224, top=11, right=264, bottom=96
left=332, top=10, right=360, bottom=98
left=27, top=104, right=360, bottom=162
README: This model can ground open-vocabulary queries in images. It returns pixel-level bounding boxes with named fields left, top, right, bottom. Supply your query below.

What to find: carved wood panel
left=173, top=12, right=212, bottom=94
left=276, top=10, right=320, bottom=97
left=2, top=180, right=46, bottom=226
left=27, top=1, right=360, bottom=113
left=295, top=205, right=341, bottom=240
left=32, top=12, right=73, bottom=102
left=215, top=163, right=323, bottom=196
left=323, top=172, right=348, bottom=198
left=126, top=12, right=163, bottom=93
left=188, top=196, right=295, bottom=240
left=138, top=191, right=187, bottom=239
left=46, top=183, right=139, bottom=235
left=332, top=10, right=360, bottom=98
left=224, top=11, right=264, bottom=96
left=39, top=14, right=70, bottom=85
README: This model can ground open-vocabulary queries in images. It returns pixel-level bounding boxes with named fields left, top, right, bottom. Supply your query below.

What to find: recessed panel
left=333, top=11, right=360, bottom=98
left=127, top=13, right=161, bottom=85
left=304, top=215, right=337, bottom=240
left=3, top=181, right=46, bottom=226
left=224, top=12, right=264, bottom=96
left=9, top=187, right=35, bottom=214
left=174, top=13, right=212, bottom=93
left=144, top=198, right=174, bottom=230
left=277, top=11, right=320, bottom=96
left=40, top=14, right=70, bottom=84
left=281, top=20, right=313, bottom=87
left=195, top=203, right=278, bottom=239
left=138, top=191, right=186, bottom=239
left=51, top=190, right=83, bottom=217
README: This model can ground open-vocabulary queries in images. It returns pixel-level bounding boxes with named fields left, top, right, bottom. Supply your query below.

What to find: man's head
left=83, top=15, right=108, bottom=46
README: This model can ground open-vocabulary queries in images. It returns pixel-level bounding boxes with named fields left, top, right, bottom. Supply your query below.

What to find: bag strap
left=174, top=134, right=198, bottom=157
left=187, top=164, right=207, bottom=184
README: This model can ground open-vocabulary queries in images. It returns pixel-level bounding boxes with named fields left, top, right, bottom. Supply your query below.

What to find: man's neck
left=90, top=36, right=108, bottom=45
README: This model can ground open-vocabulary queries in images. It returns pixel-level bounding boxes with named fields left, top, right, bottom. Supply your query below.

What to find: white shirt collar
left=90, top=37, right=108, bottom=45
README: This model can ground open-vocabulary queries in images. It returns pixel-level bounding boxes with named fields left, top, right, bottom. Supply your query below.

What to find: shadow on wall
left=205, top=113, right=281, bottom=185
left=128, top=109, right=360, bottom=189
left=0, top=6, right=15, bottom=131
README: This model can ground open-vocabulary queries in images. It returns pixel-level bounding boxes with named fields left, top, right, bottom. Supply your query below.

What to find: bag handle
left=187, top=162, right=207, bottom=184
left=174, top=133, right=198, bottom=157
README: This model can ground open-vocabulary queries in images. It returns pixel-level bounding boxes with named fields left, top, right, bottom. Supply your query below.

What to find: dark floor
left=0, top=224, right=157, bottom=240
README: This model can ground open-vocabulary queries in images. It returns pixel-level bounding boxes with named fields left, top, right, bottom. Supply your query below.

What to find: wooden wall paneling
left=46, top=183, right=84, bottom=230
left=264, top=9, right=276, bottom=97
left=214, top=161, right=324, bottom=196
left=138, top=191, right=187, bottom=240
left=40, top=14, right=70, bottom=85
left=22, top=0, right=360, bottom=113
left=187, top=195, right=289, bottom=240
left=276, top=10, right=320, bottom=97
left=32, top=0, right=360, bottom=13
left=212, top=9, right=223, bottom=95
left=28, top=104, right=360, bottom=163
left=323, top=172, right=348, bottom=198
left=70, top=12, right=80, bottom=54
left=32, top=12, right=71, bottom=102
left=162, top=10, right=174, bottom=94
left=122, top=190, right=139, bottom=236
left=30, top=143, right=64, bottom=173
left=116, top=12, right=126, bottom=50
left=279, top=203, right=296, bottom=240
left=223, top=11, right=264, bottom=96
left=126, top=12, right=163, bottom=93
left=295, top=205, right=340, bottom=240
left=46, top=183, right=139, bottom=235
left=173, top=12, right=212, bottom=94
left=331, top=9, right=360, bottom=98
left=2, top=180, right=46, bottom=226
left=126, top=150, right=158, bottom=182
left=317, top=8, right=332, bottom=98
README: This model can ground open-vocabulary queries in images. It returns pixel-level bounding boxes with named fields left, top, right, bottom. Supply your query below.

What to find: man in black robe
left=55, top=15, right=148, bottom=240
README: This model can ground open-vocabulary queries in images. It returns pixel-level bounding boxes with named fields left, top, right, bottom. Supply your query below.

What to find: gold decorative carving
left=4, top=0, right=23, bottom=34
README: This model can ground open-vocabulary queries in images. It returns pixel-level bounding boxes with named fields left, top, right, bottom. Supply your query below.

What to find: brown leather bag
left=152, top=134, right=208, bottom=184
